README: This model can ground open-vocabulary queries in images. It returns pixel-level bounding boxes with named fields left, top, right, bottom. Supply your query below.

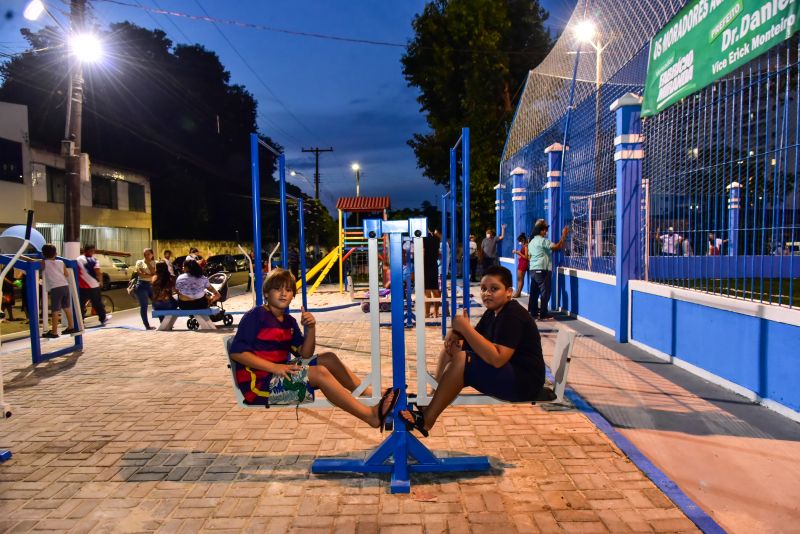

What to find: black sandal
left=377, top=388, right=400, bottom=432
left=402, top=403, right=429, bottom=437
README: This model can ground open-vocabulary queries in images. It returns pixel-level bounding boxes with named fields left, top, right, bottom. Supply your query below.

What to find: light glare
left=351, top=163, right=360, bottom=171
left=70, top=33, right=103, bottom=63
left=574, top=20, right=597, bottom=44
left=23, top=0, right=45, bottom=21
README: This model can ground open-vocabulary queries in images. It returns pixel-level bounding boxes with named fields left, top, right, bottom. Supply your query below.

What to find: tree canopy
left=402, top=0, right=551, bottom=233
left=0, top=22, right=335, bottom=246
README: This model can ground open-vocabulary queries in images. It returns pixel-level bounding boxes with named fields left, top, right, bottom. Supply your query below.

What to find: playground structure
left=337, top=196, right=390, bottom=293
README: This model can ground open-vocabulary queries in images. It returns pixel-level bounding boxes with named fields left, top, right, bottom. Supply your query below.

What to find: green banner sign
left=642, top=0, right=800, bottom=117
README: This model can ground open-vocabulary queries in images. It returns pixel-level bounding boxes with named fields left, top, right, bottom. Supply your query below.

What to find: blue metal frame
left=0, top=255, right=83, bottom=365
left=249, top=133, right=263, bottom=306
left=311, top=218, right=490, bottom=493
left=250, top=134, right=291, bottom=305
left=441, top=128, right=472, bottom=333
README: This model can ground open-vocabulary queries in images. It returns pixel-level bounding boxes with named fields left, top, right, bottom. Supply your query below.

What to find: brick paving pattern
left=0, top=310, right=698, bottom=533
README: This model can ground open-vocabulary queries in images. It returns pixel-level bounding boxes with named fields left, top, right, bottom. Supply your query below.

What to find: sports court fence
left=499, top=1, right=799, bottom=308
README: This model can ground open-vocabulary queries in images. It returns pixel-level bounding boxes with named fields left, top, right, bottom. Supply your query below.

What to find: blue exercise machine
left=0, top=213, right=84, bottom=366
left=310, top=217, right=491, bottom=493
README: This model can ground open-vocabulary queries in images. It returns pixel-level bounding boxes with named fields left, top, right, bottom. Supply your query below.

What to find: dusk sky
left=1, top=0, right=578, bottom=212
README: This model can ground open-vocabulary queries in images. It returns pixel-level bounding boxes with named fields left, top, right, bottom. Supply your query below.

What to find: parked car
left=93, top=253, right=131, bottom=290
left=232, top=254, right=248, bottom=272
left=204, top=254, right=238, bottom=275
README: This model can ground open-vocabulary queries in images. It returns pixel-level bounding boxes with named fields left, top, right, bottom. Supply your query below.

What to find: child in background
left=229, top=268, right=399, bottom=426
left=41, top=243, right=76, bottom=338
left=512, top=233, right=529, bottom=298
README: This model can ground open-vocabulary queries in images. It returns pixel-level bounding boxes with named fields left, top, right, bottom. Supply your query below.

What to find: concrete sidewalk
left=0, top=293, right=699, bottom=533
left=519, top=296, right=800, bottom=534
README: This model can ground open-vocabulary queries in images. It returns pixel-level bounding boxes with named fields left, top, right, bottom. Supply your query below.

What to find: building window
left=46, top=166, right=66, bottom=204
left=0, top=138, right=24, bottom=184
left=92, top=175, right=118, bottom=209
left=128, top=182, right=145, bottom=212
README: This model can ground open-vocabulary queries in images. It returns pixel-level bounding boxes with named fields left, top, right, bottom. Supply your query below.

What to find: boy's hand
left=444, top=330, right=463, bottom=352
left=300, top=306, right=315, bottom=328
left=451, top=309, right=471, bottom=334
left=274, top=363, right=302, bottom=378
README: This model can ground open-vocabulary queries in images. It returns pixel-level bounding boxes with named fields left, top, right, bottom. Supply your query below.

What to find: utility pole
left=301, top=146, right=333, bottom=201
left=301, top=146, right=332, bottom=261
left=63, top=0, right=87, bottom=259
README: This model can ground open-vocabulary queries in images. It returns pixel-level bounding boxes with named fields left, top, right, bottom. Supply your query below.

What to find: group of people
left=129, top=247, right=220, bottom=330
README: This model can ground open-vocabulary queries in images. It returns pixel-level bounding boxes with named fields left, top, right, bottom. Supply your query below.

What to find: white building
left=0, top=101, right=152, bottom=256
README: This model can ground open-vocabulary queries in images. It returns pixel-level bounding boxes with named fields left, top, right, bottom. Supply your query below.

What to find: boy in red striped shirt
left=230, top=269, right=398, bottom=427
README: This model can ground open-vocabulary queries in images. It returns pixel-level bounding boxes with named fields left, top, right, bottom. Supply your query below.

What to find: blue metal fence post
left=611, top=93, right=644, bottom=343
left=544, top=143, right=564, bottom=311
left=279, top=154, right=288, bottom=269
left=461, top=127, right=470, bottom=314
left=440, top=193, right=448, bottom=338
left=449, top=148, right=457, bottom=318
left=250, top=133, right=263, bottom=306
left=510, top=166, right=528, bottom=291
left=298, top=198, right=308, bottom=313
left=727, top=181, right=741, bottom=256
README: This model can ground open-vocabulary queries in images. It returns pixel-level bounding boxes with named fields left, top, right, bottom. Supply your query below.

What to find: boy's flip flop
left=377, top=387, right=400, bottom=432
left=402, top=402, right=429, bottom=438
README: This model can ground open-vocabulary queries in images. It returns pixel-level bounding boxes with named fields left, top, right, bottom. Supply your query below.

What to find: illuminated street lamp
left=23, top=0, right=101, bottom=258
left=70, top=33, right=103, bottom=63
left=351, top=163, right=361, bottom=197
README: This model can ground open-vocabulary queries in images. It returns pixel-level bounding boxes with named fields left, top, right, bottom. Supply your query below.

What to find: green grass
left=666, top=278, right=800, bottom=308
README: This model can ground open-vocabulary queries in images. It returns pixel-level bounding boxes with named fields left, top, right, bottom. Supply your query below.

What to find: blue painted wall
left=500, top=257, right=530, bottom=294
left=558, top=272, right=618, bottom=333
left=631, top=290, right=800, bottom=412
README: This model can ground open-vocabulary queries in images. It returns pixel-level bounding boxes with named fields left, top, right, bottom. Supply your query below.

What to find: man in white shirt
left=77, top=244, right=108, bottom=325
left=659, top=227, right=682, bottom=256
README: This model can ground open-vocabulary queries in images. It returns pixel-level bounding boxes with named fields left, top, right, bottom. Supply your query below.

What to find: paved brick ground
left=0, top=302, right=698, bottom=533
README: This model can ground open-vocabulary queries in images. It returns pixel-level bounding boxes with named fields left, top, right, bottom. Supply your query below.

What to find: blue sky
left=1, top=0, right=577, bottom=212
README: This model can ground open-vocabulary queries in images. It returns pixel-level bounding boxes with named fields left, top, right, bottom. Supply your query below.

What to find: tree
left=0, top=22, right=336, bottom=246
left=402, top=0, right=551, bottom=233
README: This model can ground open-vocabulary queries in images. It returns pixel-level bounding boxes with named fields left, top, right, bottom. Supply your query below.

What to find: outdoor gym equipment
left=310, top=217, right=491, bottom=493
left=1, top=212, right=85, bottom=461
left=0, top=214, right=85, bottom=366
left=440, top=127, right=473, bottom=339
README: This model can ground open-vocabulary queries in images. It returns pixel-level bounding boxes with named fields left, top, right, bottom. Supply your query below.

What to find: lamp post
left=351, top=163, right=361, bottom=197
left=25, top=0, right=102, bottom=259
left=574, top=20, right=606, bottom=192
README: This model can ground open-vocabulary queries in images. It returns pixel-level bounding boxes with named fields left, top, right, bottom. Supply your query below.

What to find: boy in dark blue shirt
left=401, top=265, right=544, bottom=436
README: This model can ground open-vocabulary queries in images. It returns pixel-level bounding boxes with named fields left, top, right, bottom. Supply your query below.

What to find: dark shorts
left=49, top=285, right=71, bottom=312
left=463, top=350, right=538, bottom=402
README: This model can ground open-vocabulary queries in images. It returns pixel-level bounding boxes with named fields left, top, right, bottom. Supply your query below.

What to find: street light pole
left=351, top=163, right=361, bottom=197
left=63, top=0, right=87, bottom=259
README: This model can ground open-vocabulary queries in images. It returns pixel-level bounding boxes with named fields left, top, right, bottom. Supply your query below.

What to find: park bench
left=152, top=307, right=222, bottom=331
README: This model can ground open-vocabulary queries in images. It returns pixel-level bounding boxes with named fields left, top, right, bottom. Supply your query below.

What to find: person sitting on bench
left=175, top=259, right=220, bottom=310
left=400, top=265, right=545, bottom=436
left=229, top=268, right=399, bottom=428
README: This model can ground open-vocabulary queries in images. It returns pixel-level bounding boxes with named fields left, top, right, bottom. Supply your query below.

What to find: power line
left=190, top=0, right=320, bottom=144
left=96, top=0, right=407, bottom=48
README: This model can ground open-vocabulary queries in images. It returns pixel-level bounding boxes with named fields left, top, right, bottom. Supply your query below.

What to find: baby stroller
left=186, top=272, right=234, bottom=330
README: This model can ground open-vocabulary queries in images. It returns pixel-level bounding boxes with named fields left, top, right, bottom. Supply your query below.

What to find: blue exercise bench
left=152, top=307, right=222, bottom=331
